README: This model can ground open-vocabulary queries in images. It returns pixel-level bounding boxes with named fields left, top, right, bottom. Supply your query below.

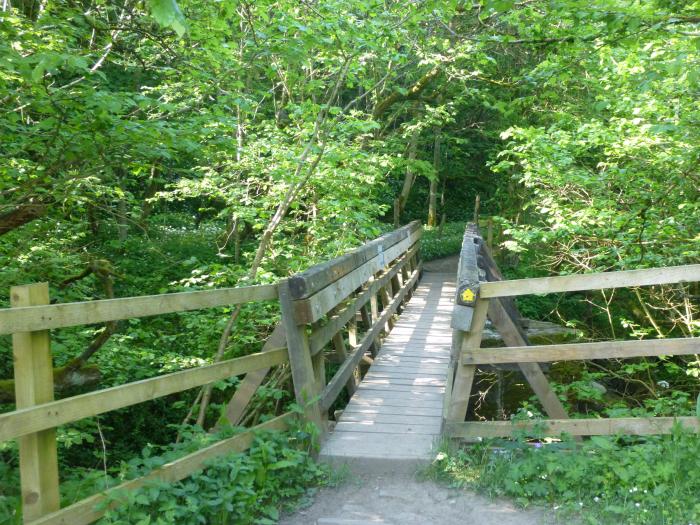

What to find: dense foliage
left=1, top=0, right=699, bottom=522
left=433, top=425, right=700, bottom=524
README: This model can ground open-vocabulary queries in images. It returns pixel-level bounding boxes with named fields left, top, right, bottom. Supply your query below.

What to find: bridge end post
left=278, top=279, right=325, bottom=432
left=11, top=282, right=61, bottom=523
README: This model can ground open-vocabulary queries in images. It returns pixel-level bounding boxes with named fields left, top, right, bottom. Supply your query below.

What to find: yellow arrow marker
left=461, top=288, right=476, bottom=303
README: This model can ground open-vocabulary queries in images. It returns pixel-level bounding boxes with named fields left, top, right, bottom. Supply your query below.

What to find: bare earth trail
left=281, top=256, right=547, bottom=525
left=280, top=471, right=547, bottom=525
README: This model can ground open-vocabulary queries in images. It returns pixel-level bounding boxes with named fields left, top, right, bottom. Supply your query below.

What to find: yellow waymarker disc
left=461, top=288, right=475, bottom=303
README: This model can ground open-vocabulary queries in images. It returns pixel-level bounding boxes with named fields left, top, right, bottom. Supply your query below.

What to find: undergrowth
left=431, top=424, right=700, bottom=525
left=421, top=223, right=465, bottom=261
left=1, top=418, right=329, bottom=525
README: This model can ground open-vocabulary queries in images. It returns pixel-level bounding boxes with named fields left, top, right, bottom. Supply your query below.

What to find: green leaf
left=147, top=0, right=188, bottom=37
left=590, top=435, right=615, bottom=450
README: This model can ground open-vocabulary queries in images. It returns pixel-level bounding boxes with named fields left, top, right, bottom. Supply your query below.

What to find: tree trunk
left=427, top=128, right=441, bottom=227
left=0, top=201, right=48, bottom=236
left=117, top=199, right=128, bottom=241
left=396, top=128, right=419, bottom=219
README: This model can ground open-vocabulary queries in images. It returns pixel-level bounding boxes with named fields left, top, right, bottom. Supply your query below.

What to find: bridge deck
left=320, top=273, right=455, bottom=463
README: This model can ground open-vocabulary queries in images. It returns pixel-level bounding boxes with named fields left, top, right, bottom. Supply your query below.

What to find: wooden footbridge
left=1, top=221, right=699, bottom=523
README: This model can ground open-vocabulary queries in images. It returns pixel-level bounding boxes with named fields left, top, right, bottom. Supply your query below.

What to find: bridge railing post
left=11, top=283, right=61, bottom=523
left=278, top=279, right=324, bottom=431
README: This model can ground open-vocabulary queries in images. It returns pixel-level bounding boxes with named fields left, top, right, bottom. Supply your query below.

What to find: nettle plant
left=97, top=422, right=327, bottom=525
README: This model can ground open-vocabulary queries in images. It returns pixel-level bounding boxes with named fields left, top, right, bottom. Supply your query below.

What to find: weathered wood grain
left=463, top=337, right=699, bottom=364
left=446, top=298, right=489, bottom=423
left=288, top=221, right=420, bottom=299
left=11, top=283, right=60, bottom=522
left=480, top=264, right=700, bottom=298
left=0, top=348, right=288, bottom=442
left=294, top=231, right=421, bottom=324
left=278, top=280, right=323, bottom=428
left=0, top=284, right=278, bottom=335
left=321, top=274, right=455, bottom=462
left=445, top=416, right=700, bottom=438
left=319, top=266, right=421, bottom=411
left=308, top=244, right=419, bottom=354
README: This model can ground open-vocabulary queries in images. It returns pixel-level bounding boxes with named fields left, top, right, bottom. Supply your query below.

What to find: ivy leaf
left=148, top=0, right=188, bottom=37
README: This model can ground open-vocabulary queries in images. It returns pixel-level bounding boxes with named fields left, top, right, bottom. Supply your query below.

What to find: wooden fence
left=444, top=223, right=700, bottom=439
left=280, top=220, right=422, bottom=428
left=0, top=221, right=421, bottom=524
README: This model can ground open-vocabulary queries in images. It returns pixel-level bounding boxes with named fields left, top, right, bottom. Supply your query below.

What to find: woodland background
left=1, top=0, right=699, bottom=522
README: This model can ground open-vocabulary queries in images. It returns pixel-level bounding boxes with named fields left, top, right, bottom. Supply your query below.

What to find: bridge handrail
left=1, top=223, right=423, bottom=525
left=0, top=283, right=278, bottom=335
left=480, top=264, right=700, bottom=298
left=279, top=222, right=422, bottom=425
left=445, top=222, right=700, bottom=439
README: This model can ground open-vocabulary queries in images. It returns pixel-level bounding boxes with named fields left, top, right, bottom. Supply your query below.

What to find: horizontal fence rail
left=445, top=222, right=700, bottom=440
left=0, top=348, right=288, bottom=442
left=462, top=337, right=700, bottom=365
left=0, top=284, right=278, bottom=334
left=445, top=416, right=700, bottom=439
left=288, top=221, right=420, bottom=300
left=480, top=264, right=700, bottom=298
left=292, top=224, right=421, bottom=324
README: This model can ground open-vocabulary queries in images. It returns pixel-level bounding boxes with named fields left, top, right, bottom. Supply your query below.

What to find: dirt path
left=280, top=471, right=547, bottom=525
left=281, top=254, right=546, bottom=525
left=422, top=255, right=459, bottom=273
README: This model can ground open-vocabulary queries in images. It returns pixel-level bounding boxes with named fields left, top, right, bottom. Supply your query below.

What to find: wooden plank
left=342, top=404, right=441, bottom=418
left=361, top=377, right=446, bottom=387
left=278, top=280, right=323, bottom=428
left=332, top=329, right=357, bottom=396
left=28, top=413, right=294, bottom=525
left=373, top=355, right=450, bottom=364
left=463, top=337, right=700, bottom=365
left=360, top=304, right=378, bottom=357
left=288, top=221, right=420, bottom=299
left=347, top=397, right=444, bottom=409
left=321, top=432, right=436, bottom=459
left=445, top=416, right=700, bottom=438
left=0, top=348, right=288, bottom=442
left=480, top=264, right=700, bottom=299
left=368, top=365, right=448, bottom=375
left=218, top=323, right=286, bottom=427
left=446, top=298, right=489, bottom=423
left=379, top=285, right=395, bottom=331
left=294, top=231, right=421, bottom=324
left=334, top=421, right=440, bottom=435
left=456, top=224, right=482, bottom=306
left=365, top=373, right=447, bottom=383
left=308, top=244, right=418, bottom=354
left=319, top=266, right=420, bottom=411
left=354, top=389, right=445, bottom=403
left=0, top=284, right=278, bottom=335
left=357, top=383, right=445, bottom=394
left=11, top=283, right=60, bottom=522
left=340, top=412, right=442, bottom=425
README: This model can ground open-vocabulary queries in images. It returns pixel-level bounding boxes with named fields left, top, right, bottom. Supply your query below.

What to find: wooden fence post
left=447, top=297, right=489, bottom=423
left=11, top=283, right=60, bottom=523
left=278, top=280, right=323, bottom=430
